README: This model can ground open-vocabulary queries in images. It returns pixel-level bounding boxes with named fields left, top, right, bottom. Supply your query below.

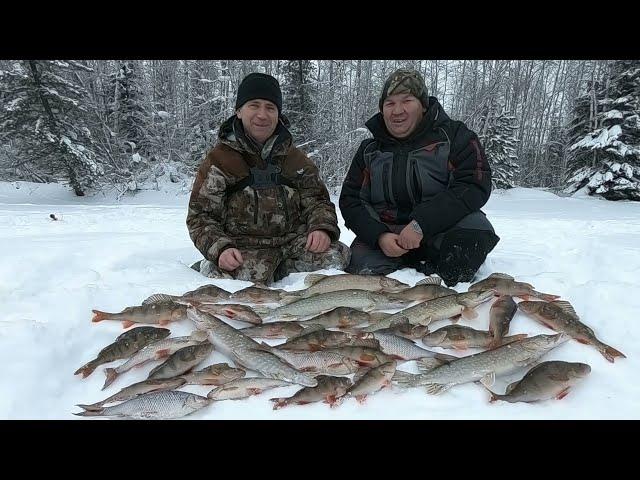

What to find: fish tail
left=73, top=408, right=104, bottom=417
left=91, top=310, right=112, bottom=322
left=102, top=368, right=118, bottom=390
left=75, top=403, right=104, bottom=411
left=74, top=359, right=99, bottom=378
left=597, top=342, right=626, bottom=363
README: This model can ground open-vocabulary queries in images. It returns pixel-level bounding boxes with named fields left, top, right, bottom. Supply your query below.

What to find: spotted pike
left=260, top=290, right=407, bottom=320
left=74, top=326, right=170, bottom=378
left=517, top=300, right=626, bottom=363
left=277, top=328, right=379, bottom=352
left=485, top=361, right=591, bottom=403
left=229, top=286, right=286, bottom=304
left=267, top=348, right=361, bottom=376
left=469, top=273, right=560, bottom=301
left=188, top=301, right=262, bottom=325
left=385, top=276, right=457, bottom=303
left=298, top=307, right=373, bottom=329
left=364, top=290, right=495, bottom=331
left=240, top=321, right=306, bottom=339
left=282, top=273, right=409, bottom=301
left=392, top=333, right=569, bottom=395
left=187, top=307, right=318, bottom=387
left=422, top=325, right=528, bottom=350
left=361, top=331, right=457, bottom=361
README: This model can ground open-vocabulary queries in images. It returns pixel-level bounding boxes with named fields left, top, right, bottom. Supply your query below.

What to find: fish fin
left=355, top=394, right=367, bottom=404
left=259, top=341, right=273, bottom=351
left=488, top=273, right=514, bottom=280
left=101, top=368, right=118, bottom=390
left=479, top=372, right=496, bottom=388
left=270, top=398, right=287, bottom=410
left=416, top=276, right=442, bottom=286
left=556, top=387, right=571, bottom=400
left=142, top=293, right=178, bottom=305
left=461, top=308, right=478, bottom=320
left=416, top=358, right=443, bottom=374
left=500, top=334, right=529, bottom=346
left=304, top=273, right=327, bottom=286
left=352, top=367, right=371, bottom=384
left=424, top=383, right=453, bottom=395
left=550, top=300, right=579, bottom=319
left=478, top=382, right=500, bottom=402
left=91, top=310, right=110, bottom=322
left=450, top=314, right=462, bottom=323
left=369, top=311, right=392, bottom=323
left=505, top=380, right=519, bottom=394
left=391, top=370, right=420, bottom=388
left=158, top=319, right=170, bottom=326
left=122, top=320, right=135, bottom=329
left=154, top=348, right=171, bottom=359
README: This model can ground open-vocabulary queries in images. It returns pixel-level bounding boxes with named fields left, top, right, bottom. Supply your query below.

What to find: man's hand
left=378, top=232, right=408, bottom=258
left=218, top=248, right=244, bottom=271
left=397, top=221, right=423, bottom=250
left=305, top=230, right=331, bottom=253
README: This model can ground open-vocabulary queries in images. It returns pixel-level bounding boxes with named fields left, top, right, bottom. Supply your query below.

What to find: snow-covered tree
left=0, top=60, right=102, bottom=195
left=565, top=61, right=640, bottom=200
left=281, top=60, right=316, bottom=149
left=477, top=100, right=520, bottom=189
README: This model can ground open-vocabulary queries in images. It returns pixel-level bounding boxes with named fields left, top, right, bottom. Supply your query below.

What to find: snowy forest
left=1, top=59, right=639, bottom=200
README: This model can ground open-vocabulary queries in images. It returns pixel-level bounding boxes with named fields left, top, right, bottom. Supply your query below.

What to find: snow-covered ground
left=0, top=181, right=638, bottom=419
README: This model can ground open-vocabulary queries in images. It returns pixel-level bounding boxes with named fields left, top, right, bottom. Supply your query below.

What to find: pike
left=484, top=360, right=591, bottom=403
left=517, top=300, right=626, bottom=363
left=240, top=321, right=306, bottom=339
left=392, top=333, right=569, bottom=395
left=281, top=273, right=409, bottom=301
left=422, top=325, right=528, bottom=350
left=297, top=307, right=374, bottom=329
left=385, top=276, right=457, bottom=303
left=208, top=377, right=293, bottom=401
left=187, top=307, right=318, bottom=387
left=277, top=328, right=379, bottom=352
left=187, top=301, right=262, bottom=325
left=259, top=290, right=407, bottom=320
left=229, top=286, right=286, bottom=304
left=74, top=326, right=170, bottom=378
left=469, top=273, right=560, bottom=301
left=363, top=290, right=495, bottom=331
left=360, top=331, right=458, bottom=361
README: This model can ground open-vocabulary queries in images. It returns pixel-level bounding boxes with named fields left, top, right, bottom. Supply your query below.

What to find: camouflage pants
left=198, top=235, right=351, bottom=286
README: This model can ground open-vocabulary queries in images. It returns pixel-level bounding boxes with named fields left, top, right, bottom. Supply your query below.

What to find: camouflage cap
left=379, top=68, right=429, bottom=111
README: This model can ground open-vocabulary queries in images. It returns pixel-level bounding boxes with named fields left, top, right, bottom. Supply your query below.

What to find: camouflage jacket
left=187, top=115, right=340, bottom=263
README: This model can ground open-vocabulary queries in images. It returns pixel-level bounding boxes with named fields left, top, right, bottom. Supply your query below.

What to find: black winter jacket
left=339, top=97, right=492, bottom=248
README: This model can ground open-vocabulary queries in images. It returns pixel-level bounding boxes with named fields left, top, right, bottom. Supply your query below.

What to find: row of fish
left=75, top=272, right=626, bottom=418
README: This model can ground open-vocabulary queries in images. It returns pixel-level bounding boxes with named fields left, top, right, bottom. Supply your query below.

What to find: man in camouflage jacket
left=339, top=68, right=499, bottom=286
left=187, top=73, right=349, bottom=285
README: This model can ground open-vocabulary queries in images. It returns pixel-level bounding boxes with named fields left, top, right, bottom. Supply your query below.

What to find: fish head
left=422, top=330, right=448, bottom=346
left=379, top=361, right=398, bottom=377
left=567, top=362, right=592, bottom=379
left=380, top=277, right=409, bottom=291
left=462, top=289, right=497, bottom=306
left=185, top=394, right=211, bottom=409
left=530, top=333, right=570, bottom=350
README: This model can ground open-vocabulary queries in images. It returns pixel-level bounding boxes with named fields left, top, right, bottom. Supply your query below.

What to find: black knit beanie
left=235, top=73, right=283, bottom=114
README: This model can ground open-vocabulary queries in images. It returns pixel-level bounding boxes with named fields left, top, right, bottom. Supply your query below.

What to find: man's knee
left=435, top=228, right=500, bottom=286
left=346, top=238, right=403, bottom=275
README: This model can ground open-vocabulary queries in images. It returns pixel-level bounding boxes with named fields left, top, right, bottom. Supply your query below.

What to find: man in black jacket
left=339, top=68, right=499, bottom=286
